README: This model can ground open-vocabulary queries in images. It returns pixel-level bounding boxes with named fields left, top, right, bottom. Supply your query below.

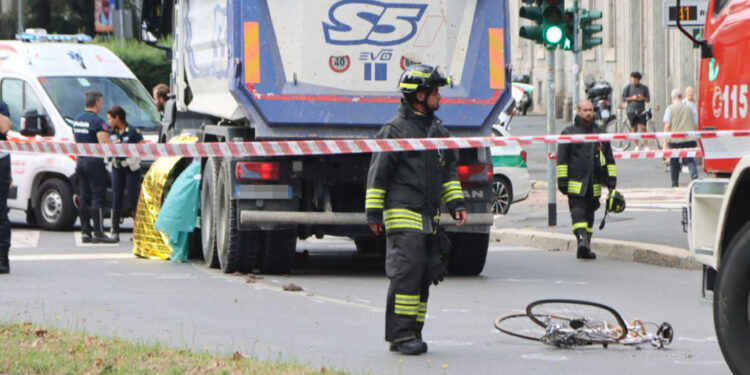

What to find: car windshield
left=38, top=77, right=159, bottom=129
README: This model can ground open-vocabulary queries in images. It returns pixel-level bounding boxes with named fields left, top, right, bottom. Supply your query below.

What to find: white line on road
left=11, top=229, right=40, bottom=248
left=10, top=253, right=133, bottom=261
left=521, top=353, right=569, bottom=361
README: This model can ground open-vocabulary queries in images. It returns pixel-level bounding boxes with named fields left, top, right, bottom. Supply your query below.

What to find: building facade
left=509, top=0, right=703, bottom=129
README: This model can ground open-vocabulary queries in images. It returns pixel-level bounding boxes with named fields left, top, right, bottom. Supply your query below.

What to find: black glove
left=427, top=227, right=452, bottom=286
left=607, top=178, right=617, bottom=190
left=558, top=178, right=568, bottom=195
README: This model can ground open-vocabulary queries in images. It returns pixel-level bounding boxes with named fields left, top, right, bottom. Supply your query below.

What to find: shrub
left=92, top=37, right=171, bottom=92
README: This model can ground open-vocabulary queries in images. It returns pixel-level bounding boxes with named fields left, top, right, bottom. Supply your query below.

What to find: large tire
left=714, top=221, right=750, bottom=375
left=200, top=158, right=220, bottom=268
left=258, top=229, right=297, bottom=274
left=34, top=178, right=77, bottom=230
left=449, top=232, right=489, bottom=276
left=215, top=161, right=258, bottom=274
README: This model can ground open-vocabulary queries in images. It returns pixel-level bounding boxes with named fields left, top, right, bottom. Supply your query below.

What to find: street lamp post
left=17, top=0, right=23, bottom=34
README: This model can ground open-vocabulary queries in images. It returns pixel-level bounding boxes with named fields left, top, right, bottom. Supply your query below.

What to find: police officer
left=556, top=100, right=617, bottom=259
left=366, top=65, right=468, bottom=355
left=73, top=90, right=117, bottom=244
left=0, top=100, right=12, bottom=273
left=107, top=105, right=144, bottom=241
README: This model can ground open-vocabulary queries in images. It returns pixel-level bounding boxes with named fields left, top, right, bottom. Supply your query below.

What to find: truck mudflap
left=239, top=211, right=494, bottom=227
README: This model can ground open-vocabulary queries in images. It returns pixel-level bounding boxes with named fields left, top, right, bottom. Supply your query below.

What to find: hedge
left=92, top=37, right=171, bottom=93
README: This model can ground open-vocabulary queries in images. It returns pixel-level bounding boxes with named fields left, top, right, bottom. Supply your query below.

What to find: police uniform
left=556, top=115, right=617, bottom=259
left=366, top=65, right=465, bottom=354
left=0, top=101, right=12, bottom=273
left=109, top=125, right=143, bottom=238
left=73, top=110, right=116, bottom=243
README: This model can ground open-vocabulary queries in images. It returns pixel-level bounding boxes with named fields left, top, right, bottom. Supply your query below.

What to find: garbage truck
left=678, top=0, right=750, bottom=373
left=142, top=0, right=512, bottom=276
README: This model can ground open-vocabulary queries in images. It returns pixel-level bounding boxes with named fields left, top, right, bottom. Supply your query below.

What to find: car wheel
left=34, top=178, right=77, bottom=230
left=492, top=176, right=513, bottom=214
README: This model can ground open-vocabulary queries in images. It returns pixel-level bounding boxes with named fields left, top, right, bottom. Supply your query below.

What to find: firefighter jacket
left=366, top=100, right=466, bottom=234
left=556, top=116, right=617, bottom=197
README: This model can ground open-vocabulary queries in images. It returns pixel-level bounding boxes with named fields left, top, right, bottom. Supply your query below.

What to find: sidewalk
left=492, top=184, right=700, bottom=270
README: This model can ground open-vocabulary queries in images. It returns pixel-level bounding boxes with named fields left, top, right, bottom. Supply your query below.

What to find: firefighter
left=556, top=100, right=617, bottom=260
left=366, top=64, right=467, bottom=355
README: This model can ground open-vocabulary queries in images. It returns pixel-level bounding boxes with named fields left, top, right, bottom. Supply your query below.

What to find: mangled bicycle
left=494, top=299, right=673, bottom=349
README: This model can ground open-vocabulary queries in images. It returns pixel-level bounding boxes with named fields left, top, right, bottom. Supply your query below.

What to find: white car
left=490, top=125, right=530, bottom=214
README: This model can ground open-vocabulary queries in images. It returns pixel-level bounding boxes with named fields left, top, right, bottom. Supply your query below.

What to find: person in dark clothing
left=557, top=100, right=617, bottom=260
left=107, top=105, right=144, bottom=241
left=366, top=64, right=467, bottom=355
left=621, top=71, right=651, bottom=150
left=0, top=101, right=12, bottom=273
left=73, top=90, right=117, bottom=244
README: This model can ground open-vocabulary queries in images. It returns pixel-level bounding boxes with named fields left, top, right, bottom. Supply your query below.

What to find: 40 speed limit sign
left=329, top=54, right=351, bottom=73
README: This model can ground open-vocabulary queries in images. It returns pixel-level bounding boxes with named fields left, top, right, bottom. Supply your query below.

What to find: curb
left=490, top=228, right=701, bottom=270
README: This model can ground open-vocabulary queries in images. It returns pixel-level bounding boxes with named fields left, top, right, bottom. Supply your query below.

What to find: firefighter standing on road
left=366, top=65, right=467, bottom=355
left=556, top=100, right=617, bottom=260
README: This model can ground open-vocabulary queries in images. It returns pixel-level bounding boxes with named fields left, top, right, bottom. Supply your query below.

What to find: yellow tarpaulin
left=132, top=134, right=198, bottom=259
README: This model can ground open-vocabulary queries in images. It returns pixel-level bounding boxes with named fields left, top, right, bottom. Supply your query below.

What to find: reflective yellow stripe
left=400, top=82, right=418, bottom=90
left=572, top=222, right=588, bottom=231
left=395, top=294, right=420, bottom=304
left=443, top=192, right=464, bottom=203
left=587, top=227, right=594, bottom=233
left=385, top=222, right=423, bottom=231
left=593, top=184, right=602, bottom=197
left=556, top=165, right=568, bottom=178
left=607, top=164, right=617, bottom=177
left=384, top=209, right=421, bottom=220
left=408, top=71, right=432, bottom=78
left=599, top=150, right=606, bottom=166
left=568, top=180, right=582, bottom=194
left=367, top=188, right=385, bottom=194
left=442, top=181, right=461, bottom=189
left=365, top=203, right=384, bottom=209
left=395, top=307, right=419, bottom=316
left=417, top=302, right=427, bottom=322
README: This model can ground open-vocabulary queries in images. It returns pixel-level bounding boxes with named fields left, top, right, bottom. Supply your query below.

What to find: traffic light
left=562, top=9, right=576, bottom=51
left=519, top=0, right=544, bottom=44
left=541, top=0, right=565, bottom=47
left=580, top=9, right=603, bottom=50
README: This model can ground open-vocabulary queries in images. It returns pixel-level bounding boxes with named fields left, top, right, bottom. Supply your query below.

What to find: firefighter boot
left=390, top=338, right=428, bottom=353
left=0, top=247, right=9, bottom=274
left=80, top=209, right=92, bottom=243
left=391, top=338, right=425, bottom=355
left=91, top=209, right=118, bottom=244
left=575, top=228, right=596, bottom=260
left=110, top=209, right=120, bottom=242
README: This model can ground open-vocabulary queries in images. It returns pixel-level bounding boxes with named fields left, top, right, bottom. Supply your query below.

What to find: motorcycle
left=583, top=75, right=616, bottom=128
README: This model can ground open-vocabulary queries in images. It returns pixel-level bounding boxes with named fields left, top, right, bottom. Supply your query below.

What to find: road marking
left=521, top=353, right=569, bottom=361
left=441, top=309, right=470, bottom=313
left=11, top=229, right=40, bottom=248
left=426, top=340, right=473, bottom=346
left=10, top=253, right=132, bottom=261
left=672, top=361, right=727, bottom=366
left=488, top=245, right=542, bottom=252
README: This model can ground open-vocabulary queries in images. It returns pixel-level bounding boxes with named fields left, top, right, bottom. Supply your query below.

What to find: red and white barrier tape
left=547, top=148, right=703, bottom=160
left=0, top=130, right=744, bottom=158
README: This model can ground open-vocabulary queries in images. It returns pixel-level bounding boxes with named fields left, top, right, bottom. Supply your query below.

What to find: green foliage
left=92, top=37, right=172, bottom=92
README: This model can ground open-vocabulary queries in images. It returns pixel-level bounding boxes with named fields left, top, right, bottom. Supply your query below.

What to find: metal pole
left=118, top=0, right=125, bottom=47
left=16, top=0, right=23, bottom=34
left=572, top=0, right=580, bottom=118
left=546, top=48, right=557, bottom=227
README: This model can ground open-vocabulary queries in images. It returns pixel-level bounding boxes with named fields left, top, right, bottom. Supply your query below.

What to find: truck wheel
left=714, top=222, right=750, bottom=375
left=449, top=232, right=489, bottom=276
left=200, top=158, right=220, bottom=268
left=258, top=228, right=297, bottom=274
left=215, top=161, right=258, bottom=274
left=34, top=178, right=77, bottom=230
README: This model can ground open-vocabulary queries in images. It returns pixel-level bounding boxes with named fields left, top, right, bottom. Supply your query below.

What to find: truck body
left=683, top=0, right=750, bottom=372
left=152, top=0, right=512, bottom=276
left=0, top=33, right=160, bottom=230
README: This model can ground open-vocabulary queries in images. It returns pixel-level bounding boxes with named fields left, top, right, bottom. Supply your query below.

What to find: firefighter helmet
left=398, top=65, right=451, bottom=94
left=606, top=189, right=626, bottom=213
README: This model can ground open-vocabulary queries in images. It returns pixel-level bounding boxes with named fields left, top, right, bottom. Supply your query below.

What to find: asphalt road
left=1, top=227, right=728, bottom=375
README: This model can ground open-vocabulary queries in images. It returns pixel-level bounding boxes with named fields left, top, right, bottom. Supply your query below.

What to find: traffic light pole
left=572, top=0, right=580, bottom=118
left=546, top=48, right=557, bottom=227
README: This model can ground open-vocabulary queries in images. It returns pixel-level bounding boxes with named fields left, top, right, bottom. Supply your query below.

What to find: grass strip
left=0, top=322, right=344, bottom=375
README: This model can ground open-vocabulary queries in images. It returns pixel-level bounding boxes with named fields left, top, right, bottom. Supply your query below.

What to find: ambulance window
left=715, top=0, right=730, bottom=15
left=0, top=79, right=45, bottom=131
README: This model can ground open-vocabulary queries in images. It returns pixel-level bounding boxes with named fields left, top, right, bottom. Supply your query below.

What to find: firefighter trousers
left=385, top=232, right=431, bottom=343
left=568, top=187, right=601, bottom=236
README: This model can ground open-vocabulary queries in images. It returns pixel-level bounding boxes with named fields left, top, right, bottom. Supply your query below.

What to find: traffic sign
left=662, top=0, right=708, bottom=28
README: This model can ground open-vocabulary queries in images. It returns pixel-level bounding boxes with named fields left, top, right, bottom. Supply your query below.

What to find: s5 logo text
left=323, top=0, right=427, bottom=46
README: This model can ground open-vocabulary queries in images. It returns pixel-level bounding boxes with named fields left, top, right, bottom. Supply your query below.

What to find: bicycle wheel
left=494, top=313, right=547, bottom=342
left=526, top=299, right=628, bottom=342
left=605, top=118, right=631, bottom=151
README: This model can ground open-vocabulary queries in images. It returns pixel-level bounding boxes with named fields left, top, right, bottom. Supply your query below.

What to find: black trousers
left=111, top=165, right=142, bottom=216
left=385, top=232, right=431, bottom=343
left=76, top=157, right=107, bottom=211
left=0, top=155, right=11, bottom=249
left=568, top=187, right=601, bottom=234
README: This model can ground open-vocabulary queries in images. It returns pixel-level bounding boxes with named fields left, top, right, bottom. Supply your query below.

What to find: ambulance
left=0, top=30, right=160, bottom=230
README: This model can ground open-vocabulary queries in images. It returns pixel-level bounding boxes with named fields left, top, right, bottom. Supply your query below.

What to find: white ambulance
left=0, top=31, right=160, bottom=230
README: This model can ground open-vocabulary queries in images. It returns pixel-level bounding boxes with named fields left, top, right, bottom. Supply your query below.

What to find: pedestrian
left=0, top=100, right=12, bottom=273
left=621, top=72, right=651, bottom=150
left=683, top=86, right=699, bottom=126
left=152, top=83, right=169, bottom=116
left=107, top=105, right=144, bottom=241
left=557, top=100, right=617, bottom=260
left=663, top=88, right=699, bottom=187
left=73, top=90, right=117, bottom=244
left=366, top=64, right=467, bottom=355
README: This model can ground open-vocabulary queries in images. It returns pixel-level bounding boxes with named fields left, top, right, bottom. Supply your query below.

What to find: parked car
left=490, top=125, right=530, bottom=214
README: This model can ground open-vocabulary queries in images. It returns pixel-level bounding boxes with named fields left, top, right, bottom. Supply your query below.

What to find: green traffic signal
left=544, top=25, right=563, bottom=44
left=580, top=9, right=603, bottom=50
left=562, top=9, right=575, bottom=51
left=541, top=0, right=565, bottom=47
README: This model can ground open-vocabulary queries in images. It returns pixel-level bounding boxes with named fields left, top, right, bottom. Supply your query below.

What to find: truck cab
left=0, top=31, right=160, bottom=230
